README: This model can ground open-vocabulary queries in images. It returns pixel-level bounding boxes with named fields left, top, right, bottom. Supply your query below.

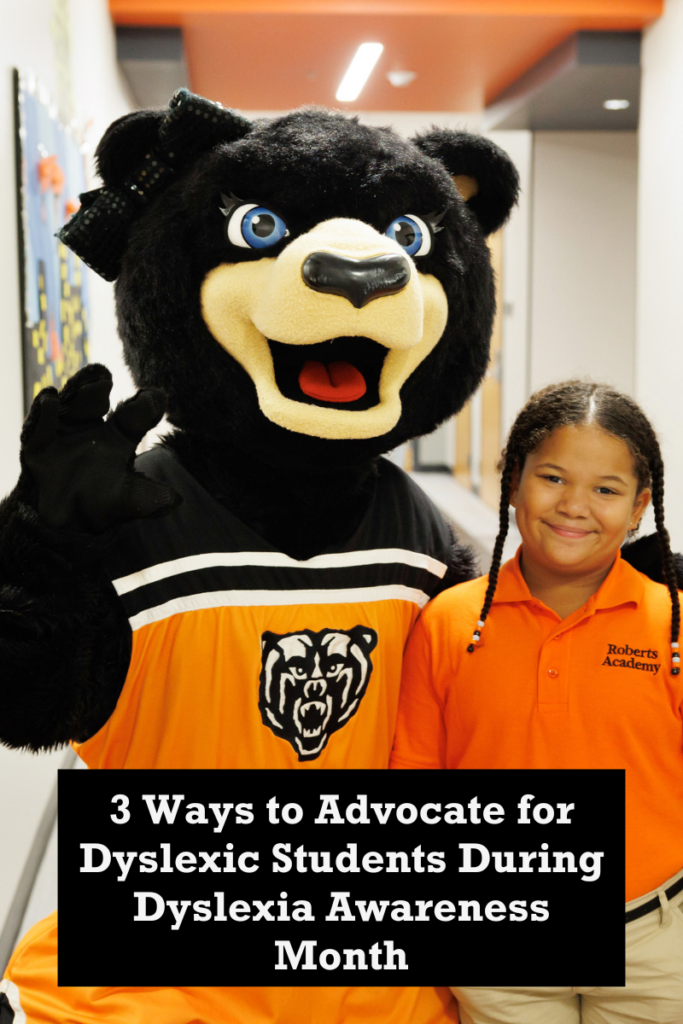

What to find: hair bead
left=465, top=444, right=513, bottom=652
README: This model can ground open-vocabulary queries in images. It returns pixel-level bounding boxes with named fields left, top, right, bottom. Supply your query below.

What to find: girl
left=391, top=381, right=683, bottom=1024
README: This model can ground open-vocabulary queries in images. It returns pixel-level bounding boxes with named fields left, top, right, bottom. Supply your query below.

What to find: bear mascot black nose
left=301, top=251, right=411, bottom=309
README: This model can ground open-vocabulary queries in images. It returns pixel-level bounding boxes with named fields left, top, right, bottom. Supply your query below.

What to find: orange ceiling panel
left=111, top=1, right=662, bottom=19
left=184, top=14, right=582, bottom=111
left=110, top=1, right=662, bottom=112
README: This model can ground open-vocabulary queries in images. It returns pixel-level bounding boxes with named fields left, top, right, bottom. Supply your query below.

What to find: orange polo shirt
left=391, top=549, right=683, bottom=901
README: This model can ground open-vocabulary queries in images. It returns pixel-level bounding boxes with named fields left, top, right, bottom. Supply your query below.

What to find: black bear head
left=87, top=94, right=518, bottom=470
left=259, top=625, right=378, bottom=761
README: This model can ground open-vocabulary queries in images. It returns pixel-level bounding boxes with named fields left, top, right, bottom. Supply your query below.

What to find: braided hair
left=467, top=381, right=681, bottom=674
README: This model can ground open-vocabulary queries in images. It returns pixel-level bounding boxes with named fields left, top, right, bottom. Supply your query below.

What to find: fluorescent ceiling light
left=336, top=43, right=384, bottom=102
left=603, top=99, right=630, bottom=110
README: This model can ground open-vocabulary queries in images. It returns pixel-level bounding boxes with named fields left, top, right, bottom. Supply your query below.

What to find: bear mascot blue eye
left=385, top=214, right=431, bottom=257
left=228, top=204, right=288, bottom=249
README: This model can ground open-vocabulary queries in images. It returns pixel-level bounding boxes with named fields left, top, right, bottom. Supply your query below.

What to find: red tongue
left=299, top=361, right=367, bottom=403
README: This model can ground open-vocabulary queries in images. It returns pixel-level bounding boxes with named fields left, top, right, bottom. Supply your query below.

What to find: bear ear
left=349, top=626, right=378, bottom=654
left=413, top=129, right=519, bottom=236
left=95, top=92, right=253, bottom=188
left=95, top=109, right=167, bottom=187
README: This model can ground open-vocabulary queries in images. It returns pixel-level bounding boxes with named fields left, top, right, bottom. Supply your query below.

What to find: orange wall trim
left=111, top=0, right=662, bottom=27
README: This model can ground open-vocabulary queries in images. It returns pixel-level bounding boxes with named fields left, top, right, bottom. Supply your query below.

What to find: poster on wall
left=13, top=68, right=89, bottom=414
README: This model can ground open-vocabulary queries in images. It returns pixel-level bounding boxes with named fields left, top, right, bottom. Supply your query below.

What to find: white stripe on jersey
left=128, top=584, right=431, bottom=631
left=113, top=548, right=448, bottom=596
left=0, top=980, right=27, bottom=1024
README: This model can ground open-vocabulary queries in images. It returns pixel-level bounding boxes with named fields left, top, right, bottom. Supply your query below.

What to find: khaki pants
left=452, top=866, right=683, bottom=1024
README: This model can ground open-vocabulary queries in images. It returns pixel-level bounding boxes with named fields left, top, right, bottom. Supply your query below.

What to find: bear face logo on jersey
left=259, top=626, right=378, bottom=761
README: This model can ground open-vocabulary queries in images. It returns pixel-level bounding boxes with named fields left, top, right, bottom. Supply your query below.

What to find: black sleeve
left=0, top=490, right=132, bottom=751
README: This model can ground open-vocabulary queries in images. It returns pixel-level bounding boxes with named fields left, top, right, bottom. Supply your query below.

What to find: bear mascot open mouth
left=200, top=209, right=449, bottom=439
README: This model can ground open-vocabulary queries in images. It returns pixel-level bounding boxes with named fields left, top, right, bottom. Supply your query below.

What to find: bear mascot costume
left=0, top=89, right=519, bottom=1022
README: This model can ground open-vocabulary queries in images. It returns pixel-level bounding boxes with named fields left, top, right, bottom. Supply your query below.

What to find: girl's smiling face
left=511, top=423, right=651, bottom=579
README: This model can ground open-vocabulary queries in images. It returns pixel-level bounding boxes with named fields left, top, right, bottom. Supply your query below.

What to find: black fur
left=0, top=101, right=517, bottom=749
left=95, top=109, right=166, bottom=187
left=414, top=129, right=521, bottom=237
left=0, top=496, right=130, bottom=749
left=438, top=529, right=480, bottom=592
left=622, top=532, right=683, bottom=590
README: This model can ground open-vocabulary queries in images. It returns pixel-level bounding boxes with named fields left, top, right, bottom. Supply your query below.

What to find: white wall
left=529, top=131, right=638, bottom=397
left=0, top=0, right=132, bottom=944
left=636, top=0, right=683, bottom=550
left=69, top=0, right=137, bottom=407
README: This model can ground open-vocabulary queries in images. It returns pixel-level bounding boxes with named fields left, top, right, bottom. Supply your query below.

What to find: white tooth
left=302, top=700, right=326, bottom=717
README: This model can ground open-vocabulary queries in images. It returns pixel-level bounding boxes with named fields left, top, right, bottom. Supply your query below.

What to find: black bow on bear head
left=63, top=91, right=519, bottom=470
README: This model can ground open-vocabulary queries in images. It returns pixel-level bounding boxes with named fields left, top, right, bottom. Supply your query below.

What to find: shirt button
left=547, top=668, right=559, bottom=678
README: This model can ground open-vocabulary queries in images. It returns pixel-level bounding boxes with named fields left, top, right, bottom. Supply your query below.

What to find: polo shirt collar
left=493, top=546, right=645, bottom=611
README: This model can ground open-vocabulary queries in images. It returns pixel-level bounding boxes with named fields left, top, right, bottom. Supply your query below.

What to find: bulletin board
left=13, top=69, right=89, bottom=414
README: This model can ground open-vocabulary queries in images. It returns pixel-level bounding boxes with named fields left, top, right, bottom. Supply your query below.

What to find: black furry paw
left=622, top=533, right=683, bottom=589
left=20, top=364, right=178, bottom=533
